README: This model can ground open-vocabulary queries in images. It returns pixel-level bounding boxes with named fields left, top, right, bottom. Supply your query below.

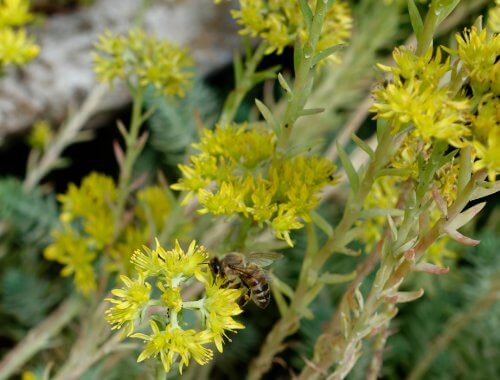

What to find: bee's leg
left=237, top=281, right=252, bottom=308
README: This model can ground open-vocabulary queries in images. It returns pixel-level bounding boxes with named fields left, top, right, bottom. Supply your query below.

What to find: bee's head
left=209, top=257, right=223, bottom=277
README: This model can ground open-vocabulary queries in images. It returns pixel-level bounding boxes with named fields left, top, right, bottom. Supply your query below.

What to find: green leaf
left=319, top=270, right=357, bottom=285
left=311, top=44, right=345, bottom=67
left=408, top=0, right=424, bottom=41
left=471, top=180, right=500, bottom=200
left=298, top=108, right=325, bottom=117
left=311, top=211, right=333, bottom=237
left=447, top=202, right=486, bottom=231
left=351, top=133, right=375, bottom=159
left=277, top=73, right=293, bottom=96
left=376, top=168, right=413, bottom=178
left=435, top=0, right=461, bottom=25
left=255, top=99, right=279, bottom=133
left=299, top=0, right=313, bottom=30
left=336, top=141, right=359, bottom=193
left=361, top=208, right=405, bottom=219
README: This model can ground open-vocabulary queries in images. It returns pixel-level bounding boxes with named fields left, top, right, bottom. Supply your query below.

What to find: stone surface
left=0, top=0, right=238, bottom=140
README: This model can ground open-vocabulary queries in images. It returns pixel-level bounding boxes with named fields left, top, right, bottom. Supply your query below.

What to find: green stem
left=278, top=0, right=329, bottom=149
left=219, top=43, right=268, bottom=126
left=114, top=87, right=145, bottom=236
left=248, top=128, right=395, bottom=380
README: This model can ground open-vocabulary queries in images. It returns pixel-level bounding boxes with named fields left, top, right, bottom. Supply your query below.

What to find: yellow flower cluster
left=172, top=123, right=337, bottom=245
left=372, top=27, right=499, bottom=182
left=92, top=28, right=193, bottom=96
left=219, top=0, right=352, bottom=58
left=106, top=240, right=244, bottom=374
left=44, top=172, right=175, bottom=294
left=0, top=0, right=39, bottom=68
left=372, top=47, right=470, bottom=147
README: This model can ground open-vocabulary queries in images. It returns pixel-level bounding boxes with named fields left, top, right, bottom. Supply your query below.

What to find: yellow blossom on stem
left=202, top=278, right=244, bottom=352
left=473, top=127, right=500, bottom=182
left=133, top=322, right=213, bottom=374
left=0, top=28, right=39, bottom=67
left=227, top=0, right=352, bottom=59
left=456, top=27, right=500, bottom=93
left=92, top=28, right=193, bottom=96
left=105, top=274, right=151, bottom=336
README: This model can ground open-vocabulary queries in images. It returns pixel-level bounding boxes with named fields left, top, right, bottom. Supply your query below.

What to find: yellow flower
left=456, top=27, right=500, bottom=93
left=133, top=321, right=213, bottom=374
left=58, top=172, right=117, bottom=247
left=159, top=283, right=183, bottom=313
left=372, top=78, right=470, bottom=147
left=44, top=227, right=97, bottom=295
left=424, top=236, right=456, bottom=266
left=271, top=206, right=303, bottom=247
left=131, top=239, right=208, bottom=285
left=27, top=120, right=53, bottom=150
left=172, top=123, right=336, bottom=245
left=0, top=0, right=33, bottom=28
left=228, top=0, right=352, bottom=59
left=202, top=278, right=244, bottom=352
left=0, top=27, right=39, bottom=67
left=106, top=274, right=151, bottom=336
left=473, top=127, right=500, bottom=182
left=92, top=28, right=193, bottom=96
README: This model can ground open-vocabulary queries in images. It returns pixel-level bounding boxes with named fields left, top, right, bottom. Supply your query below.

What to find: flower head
left=92, top=28, right=193, bottom=96
left=106, top=240, right=246, bottom=374
left=106, top=274, right=151, bottom=336
left=226, top=0, right=352, bottom=59
left=202, top=278, right=244, bottom=352
left=133, top=322, right=213, bottom=374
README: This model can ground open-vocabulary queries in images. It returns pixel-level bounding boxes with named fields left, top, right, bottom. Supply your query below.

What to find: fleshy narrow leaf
left=445, top=227, right=480, bottom=246
left=436, top=0, right=461, bottom=25
left=298, top=108, right=325, bottom=117
left=395, top=236, right=418, bottom=255
left=319, top=270, right=357, bottom=285
left=447, top=202, right=486, bottom=231
left=376, top=168, right=413, bottom=178
left=471, top=180, right=500, bottom=200
left=387, top=215, right=398, bottom=241
left=299, top=0, right=313, bottom=30
left=432, top=184, right=448, bottom=217
left=351, top=133, right=375, bottom=159
left=408, top=0, right=424, bottom=41
left=412, top=262, right=450, bottom=275
left=336, top=141, right=359, bottom=193
left=311, top=44, right=345, bottom=67
left=311, top=210, right=333, bottom=237
left=361, top=208, right=405, bottom=219
left=384, top=288, right=424, bottom=304
left=255, top=99, right=279, bottom=133
left=277, top=73, right=293, bottom=96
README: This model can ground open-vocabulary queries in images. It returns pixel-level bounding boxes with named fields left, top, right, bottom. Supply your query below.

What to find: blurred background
left=0, top=0, right=498, bottom=379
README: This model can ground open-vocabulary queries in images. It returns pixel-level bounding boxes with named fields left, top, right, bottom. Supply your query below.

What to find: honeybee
left=209, top=252, right=282, bottom=309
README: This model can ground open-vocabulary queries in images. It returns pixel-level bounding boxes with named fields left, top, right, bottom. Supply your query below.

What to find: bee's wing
left=246, top=252, right=283, bottom=268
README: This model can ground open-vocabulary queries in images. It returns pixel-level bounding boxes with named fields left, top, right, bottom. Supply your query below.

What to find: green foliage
left=383, top=231, right=500, bottom=379
left=1, top=268, right=62, bottom=328
left=0, top=177, right=58, bottom=243
left=144, top=80, right=219, bottom=167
